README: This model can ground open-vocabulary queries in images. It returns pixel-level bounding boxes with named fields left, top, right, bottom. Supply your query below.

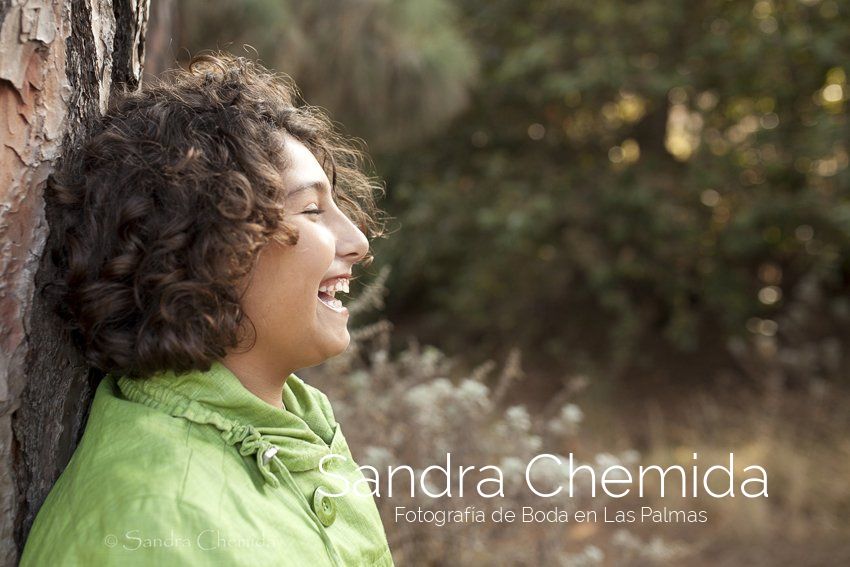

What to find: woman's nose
left=337, top=215, right=370, bottom=264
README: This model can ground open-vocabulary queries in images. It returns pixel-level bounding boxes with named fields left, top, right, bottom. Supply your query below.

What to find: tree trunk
left=144, top=0, right=176, bottom=79
left=0, top=1, right=148, bottom=563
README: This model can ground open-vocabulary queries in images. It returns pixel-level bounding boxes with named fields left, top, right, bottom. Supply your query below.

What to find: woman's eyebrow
left=286, top=181, right=331, bottom=198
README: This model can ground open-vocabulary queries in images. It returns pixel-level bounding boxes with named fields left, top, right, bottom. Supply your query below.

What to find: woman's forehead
left=278, top=133, right=331, bottom=189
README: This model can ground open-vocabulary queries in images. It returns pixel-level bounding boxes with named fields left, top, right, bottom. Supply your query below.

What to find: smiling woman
left=225, top=132, right=371, bottom=407
left=20, top=52, right=393, bottom=566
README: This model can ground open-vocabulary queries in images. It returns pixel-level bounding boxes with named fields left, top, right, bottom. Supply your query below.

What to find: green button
left=312, top=486, right=337, bottom=527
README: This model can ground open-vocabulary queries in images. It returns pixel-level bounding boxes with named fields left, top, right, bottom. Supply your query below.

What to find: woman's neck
left=220, top=354, right=291, bottom=410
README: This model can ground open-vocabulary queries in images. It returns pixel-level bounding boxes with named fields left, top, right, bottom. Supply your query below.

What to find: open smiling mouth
left=318, top=278, right=349, bottom=313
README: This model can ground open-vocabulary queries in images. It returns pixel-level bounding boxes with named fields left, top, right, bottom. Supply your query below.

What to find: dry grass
left=304, top=270, right=850, bottom=566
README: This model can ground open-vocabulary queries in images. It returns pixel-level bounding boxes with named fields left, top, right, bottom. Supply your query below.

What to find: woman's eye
left=303, top=205, right=325, bottom=215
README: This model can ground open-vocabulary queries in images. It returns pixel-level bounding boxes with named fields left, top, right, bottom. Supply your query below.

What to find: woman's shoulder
left=73, top=375, right=216, bottom=478
left=20, top=377, right=274, bottom=565
left=27, top=376, right=238, bottom=524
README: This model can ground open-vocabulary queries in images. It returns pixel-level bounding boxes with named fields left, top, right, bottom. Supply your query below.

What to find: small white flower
left=505, top=405, right=531, bottom=431
left=584, top=545, right=604, bottom=562
left=612, top=528, right=642, bottom=549
left=594, top=452, right=621, bottom=469
left=362, top=445, right=394, bottom=468
left=457, top=379, right=490, bottom=406
left=561, top=403, right=584, bottom=424
left=620, top=449, right=641, bottom=465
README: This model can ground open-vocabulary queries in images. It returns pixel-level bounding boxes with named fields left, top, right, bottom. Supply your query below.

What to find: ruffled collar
left=114, top=360, right=347, bottom=481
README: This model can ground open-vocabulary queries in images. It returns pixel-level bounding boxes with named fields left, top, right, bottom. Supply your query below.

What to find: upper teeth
left=319, top=278, right=349, bottom=297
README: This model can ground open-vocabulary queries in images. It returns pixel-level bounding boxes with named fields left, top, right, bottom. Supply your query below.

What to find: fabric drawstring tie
left=222, top=424, right=284, bottom=488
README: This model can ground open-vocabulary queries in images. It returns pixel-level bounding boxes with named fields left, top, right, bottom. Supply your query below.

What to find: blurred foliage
left=374, top=0, right=850, bottom=381
left=163, top=0, right=850, bottom=384
left=177, top=0, right=478, bottom=151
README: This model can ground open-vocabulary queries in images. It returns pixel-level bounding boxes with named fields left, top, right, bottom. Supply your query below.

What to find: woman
left=20, top=53, right=394, bottom=566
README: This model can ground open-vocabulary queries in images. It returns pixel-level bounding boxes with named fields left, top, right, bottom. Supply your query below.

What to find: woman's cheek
left=299, top=223, right=337, bottom=270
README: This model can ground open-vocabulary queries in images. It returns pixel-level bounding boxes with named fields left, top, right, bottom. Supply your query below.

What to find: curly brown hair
left=47, top=52, right=386, bottom=379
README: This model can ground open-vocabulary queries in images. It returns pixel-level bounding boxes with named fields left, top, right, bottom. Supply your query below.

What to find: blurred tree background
left=149, top=0, right=850, bottom=395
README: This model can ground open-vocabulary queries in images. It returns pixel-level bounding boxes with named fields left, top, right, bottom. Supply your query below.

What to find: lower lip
left=318, top=294, right=349, bottom=315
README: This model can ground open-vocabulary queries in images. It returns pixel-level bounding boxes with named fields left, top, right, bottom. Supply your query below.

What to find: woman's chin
left=317, top=327, right=350, bottom=360
left=331, top=330, right=351, bottom=355
left=314, top=302, right=352, bottom=354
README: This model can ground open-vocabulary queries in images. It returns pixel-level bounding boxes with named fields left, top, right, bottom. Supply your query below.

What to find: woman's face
left=237, top=133, right=369, bottom=372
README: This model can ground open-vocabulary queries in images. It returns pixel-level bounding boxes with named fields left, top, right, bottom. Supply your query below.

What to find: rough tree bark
left=0, top=0, right=148, bottom=563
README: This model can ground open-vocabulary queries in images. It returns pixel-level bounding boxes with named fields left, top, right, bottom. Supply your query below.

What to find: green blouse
left=20, top=361, right=394, bottom=566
